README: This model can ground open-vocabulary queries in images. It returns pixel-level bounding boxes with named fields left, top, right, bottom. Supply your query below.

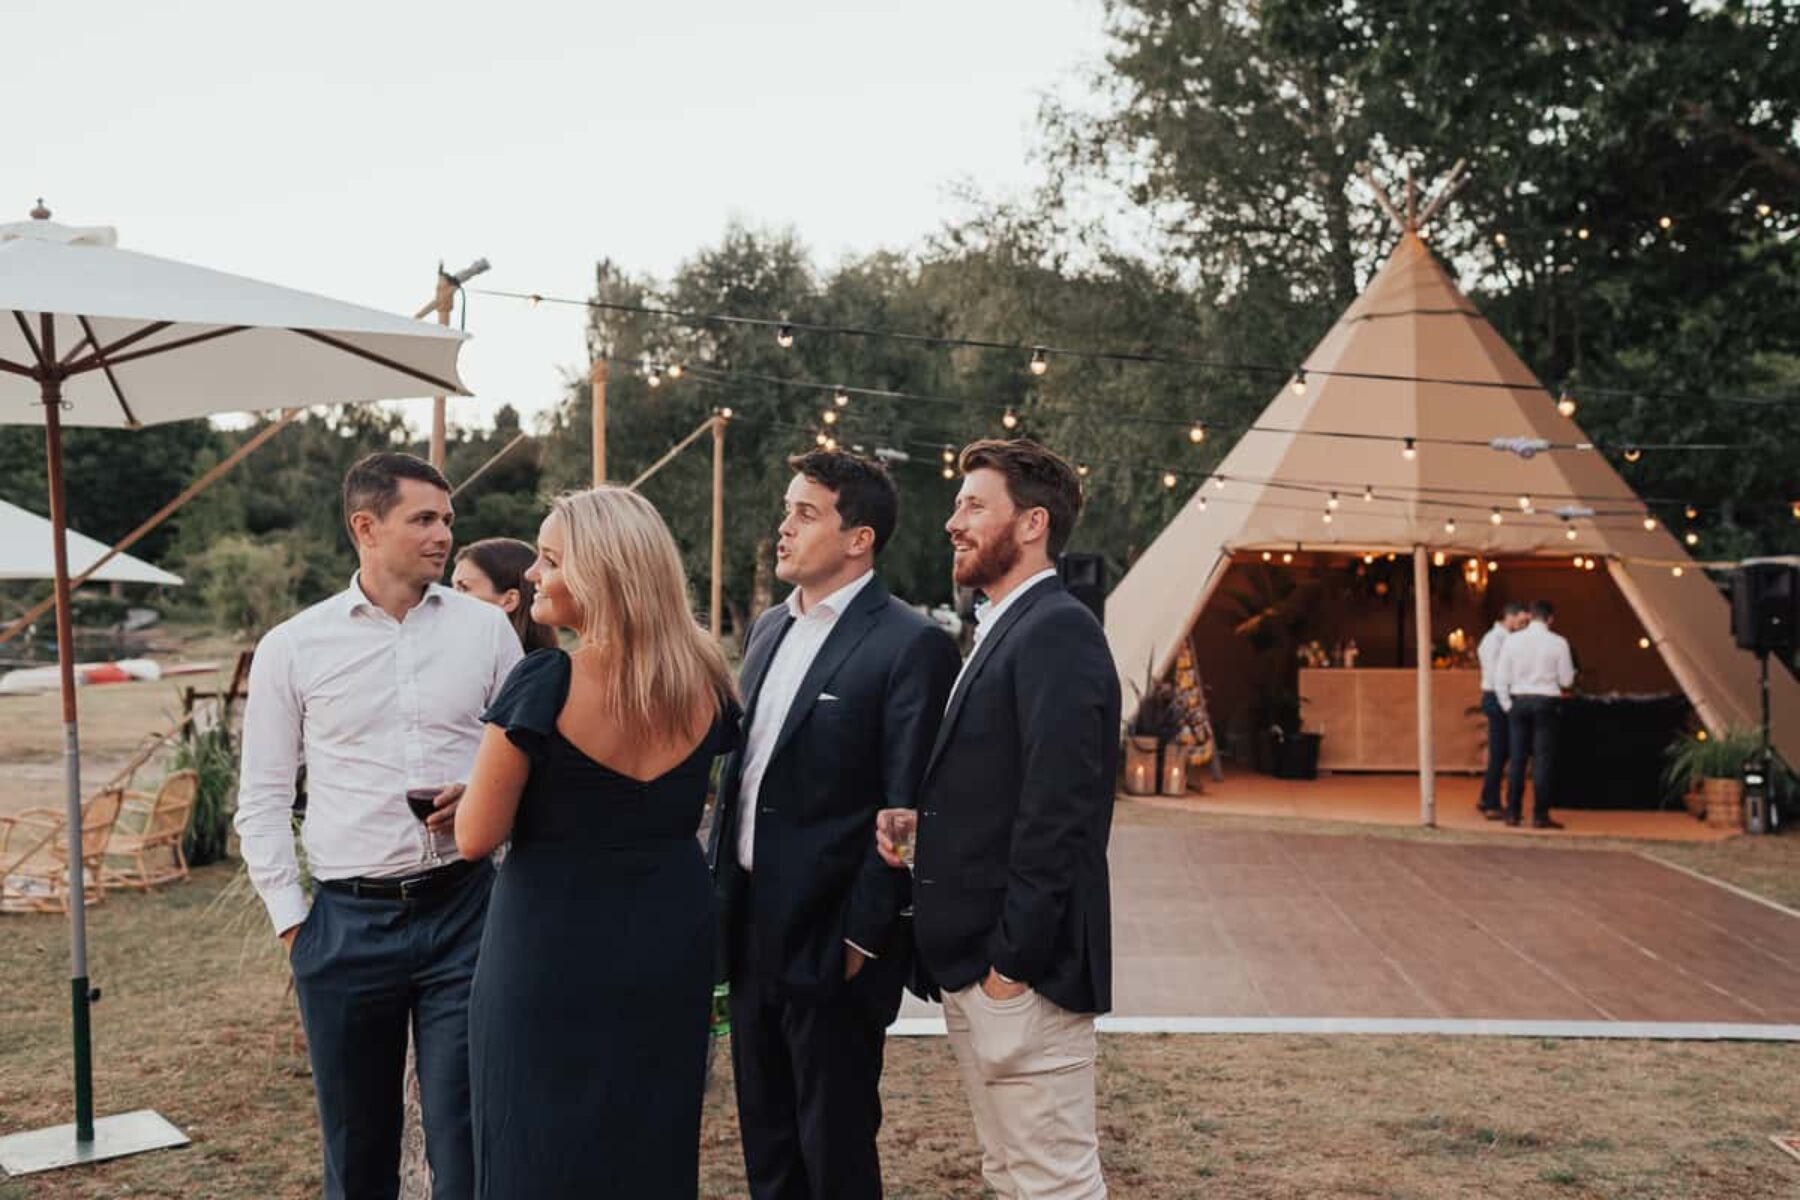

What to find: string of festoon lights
left=714, top=410, right=1734, bottom=582
left=472, top=284, right=1799, bottom=412
left=576, top=349, right=1749, bottom=542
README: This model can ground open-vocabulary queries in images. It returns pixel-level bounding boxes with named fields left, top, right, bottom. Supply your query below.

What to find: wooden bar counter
left=1299, top=668, right=1485, bottom=772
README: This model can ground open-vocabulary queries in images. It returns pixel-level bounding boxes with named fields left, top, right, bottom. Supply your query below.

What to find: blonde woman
left=456, top=487, right=739, bottom=1199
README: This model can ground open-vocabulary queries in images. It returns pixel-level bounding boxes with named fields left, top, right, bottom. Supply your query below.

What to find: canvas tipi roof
left=1105, top=230, right=1797, bottom=764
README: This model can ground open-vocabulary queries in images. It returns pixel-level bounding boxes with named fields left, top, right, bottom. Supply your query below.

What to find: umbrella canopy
left=0, top=204, right=469, bottom=1167
left=0, top=218, right=466, bottom=424
left=0, top=499, right=182, bottom=585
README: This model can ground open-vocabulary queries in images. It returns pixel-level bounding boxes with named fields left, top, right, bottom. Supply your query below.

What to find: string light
left=1659, top=216, right=1673, bottom=230
left=1197, top=495, right=1208, bottom=512
left=1757, top=203, right=1773, bottom=218
left=1077, top=463, right=1090, bottom=478
left=1490, top=508, right=1503, bottom=526
left=1322, top=509, right=1334, bottom=524
left=1282, top=551, right=1294, bottom=564
left=1363, top=484, right=1374, bottom=503
left=1672, top=566, right=1685, bottom=578
left=941, top=465, right=955, bottom=480
left=1001, top=407, right=1019, bottom=430
left=1432, top=550, right=1447, bottom=567
left=775, top=323, right=795, bottom=349
left=1327, top=491, right=1340, bottom=510
left=666, top=362, right=684, bottom=380
left=1291, top=369, right=1308, bottom=396
left=1557, top=390, right=1577, bottom=418
left=1402, top=437, right=1417, bottom=461
left=718, top=406, right=733, bottom=419
left=1162, top=471, right=1179, bottom=489
left=815, top=431, right=829, bottom=446
left=646, top=365, right=663, bottom=388
left=941, top=445, right=955, bottom=464
left=1213, top=476, right=1226, bottom=490
left=1574, top=555, right=1587, bottom=569
left=1684, top=505, right=1698, bottom=521
left=1638, top=636, right=1652, bottom=649
left=1566, top=524, right=1579, bottom=541
left=1486, top=560, right=1499, bottom=572
left=1577, top=227, right=1590, bottom=240
left=1188, top=420, right=1207, bottom=444
left=1791, top=500, right=1800, bottom=521
left=528, top=293, right=542, bottom=307
left=1262, top=551, right=1273, bottom=562
left=833, top=386, right=850, bottom=408
left=1029, top=347, right=1049, bottom=376
left=1494, top=232, right=1507, bottom=247
left=1640, top=515, right=1656, bottom=530
left=822, top=409, right=839, bottom=425
left=1686, top=531, right=1699, bottom=546
left=1623, top=445, right=1642, bottom=463
left=1362, top=553, right=1375, bottom=565
left=1444, top=517, right=1457, bottom=534
left=1585, top=558, right=1598, bottom=571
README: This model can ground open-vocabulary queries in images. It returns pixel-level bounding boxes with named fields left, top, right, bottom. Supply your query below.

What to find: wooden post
left=710, top=415, right=725, bottom=638
left=591, top=359, right=608, bottom=485
left=1413, top=545, right=1436, bottom=827
left=429, top=269, right=454, bottom=470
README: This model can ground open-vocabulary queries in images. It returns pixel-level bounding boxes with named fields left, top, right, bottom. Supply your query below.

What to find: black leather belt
left=319, top=857, right=480, bottom=901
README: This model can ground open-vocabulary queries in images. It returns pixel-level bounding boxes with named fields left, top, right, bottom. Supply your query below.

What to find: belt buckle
left=398, top=872, right=429, bottom=900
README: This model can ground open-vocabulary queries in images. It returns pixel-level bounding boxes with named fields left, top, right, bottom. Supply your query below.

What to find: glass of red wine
left=406, top=786, right=449, bottom=869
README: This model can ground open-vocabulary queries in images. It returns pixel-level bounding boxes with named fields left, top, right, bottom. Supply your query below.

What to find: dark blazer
left=911, top=576, right=1119, bottom=1016
left=708, top=575, right=960, bottom=1016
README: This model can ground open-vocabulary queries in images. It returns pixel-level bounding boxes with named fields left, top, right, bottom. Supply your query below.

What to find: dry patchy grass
left=4, top=867, right=1799, bottom=1199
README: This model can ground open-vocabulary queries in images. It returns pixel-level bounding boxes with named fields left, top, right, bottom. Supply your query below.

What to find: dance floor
left=896, top=822, right=1800, bottom=1036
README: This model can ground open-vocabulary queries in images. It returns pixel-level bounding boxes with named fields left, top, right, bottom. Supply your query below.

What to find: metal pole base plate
left=0, top=1110, right=188, bottom=1177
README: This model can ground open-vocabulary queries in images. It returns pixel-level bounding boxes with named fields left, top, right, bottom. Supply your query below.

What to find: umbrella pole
left=42, top=385, right=96, bottom=1141
left=0, top=376, right=188, bottom=1177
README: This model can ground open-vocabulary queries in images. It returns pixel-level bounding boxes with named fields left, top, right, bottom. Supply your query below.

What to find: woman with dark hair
left=453, top=538, right=558, bottom=653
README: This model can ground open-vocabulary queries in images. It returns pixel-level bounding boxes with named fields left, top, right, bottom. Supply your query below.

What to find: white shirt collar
left=783, top=569, right=875, bottom=621
left=341, top=572, right=445, bottom=618
left=973, top=567, right=1059, bottom=641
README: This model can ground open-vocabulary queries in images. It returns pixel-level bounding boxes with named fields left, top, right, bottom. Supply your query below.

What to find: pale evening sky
left=8, top=0, right=1105, bottom=434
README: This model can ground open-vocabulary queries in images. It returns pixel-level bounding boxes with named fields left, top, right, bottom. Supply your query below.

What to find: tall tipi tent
left=1105, top=229, right=1798, bottom=767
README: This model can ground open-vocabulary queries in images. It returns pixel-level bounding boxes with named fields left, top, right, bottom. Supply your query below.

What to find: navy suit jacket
left=708, top=576, right=960, bottom=1016
left=911, top=577, right=1119, bottom=1015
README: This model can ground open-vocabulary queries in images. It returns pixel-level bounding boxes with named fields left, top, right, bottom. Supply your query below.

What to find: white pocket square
left=819, top=693, right=841, bottom=702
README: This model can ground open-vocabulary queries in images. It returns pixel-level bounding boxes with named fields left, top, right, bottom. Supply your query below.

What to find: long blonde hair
left=551, top=486, right=737, bottom=746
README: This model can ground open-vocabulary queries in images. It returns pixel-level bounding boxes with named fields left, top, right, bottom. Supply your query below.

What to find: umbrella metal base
left=0, top=1110, right=187, bottom=1177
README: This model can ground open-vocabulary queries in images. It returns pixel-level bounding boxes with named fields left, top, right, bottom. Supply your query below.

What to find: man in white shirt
left=1493, top=599, right=1577, bottom=829
left=707, top=450, right=959, bottom=1200
left=1476, top=602, right=1531, bottom=818
left=235, top=452, right=522, bottom=1200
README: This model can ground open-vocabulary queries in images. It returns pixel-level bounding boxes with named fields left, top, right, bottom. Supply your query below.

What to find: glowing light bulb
left=1643, top=516, right=1657, bottom=531
left=1658, top=215, right=1673, bottom=230
left=1444, top=517, right=1457, bottom=534
left=646, top=366, right=663, bottom=388
left=775, top=323, right=795, bottom=349
left=1574, top=556, right=1586, bottom=569
left=1328, top=492, right=1340, bottom=510
left=815, top=432, right=828, bottom=447
left=822, top=409, right=838, bottom=425
left=1490, top=508, right=1503, bottom=526
left=1363, top=485, right=1374, bottom=503
left=1291, top=369, right=1308, bottom=396
left=1188, top=421, right=1206, bottom=444
left=1518, top=495, right=1532, bottom=511
left=942, top=446, right=955, bottom=464
left=1282, top=552, right=1294, bottom=564
left=668, top=362, right=686, bottom=380
left=1672, top=566, right=1684, bottom=578
left=1486, top=561, right=1499, bottom=572
left=1585, top=558, right=1598, bottom=571
left=1684, top=505, right=1698, bottom=520
left=1402, top=437, right=1417, bottom=461
left=1638, top=636, right=1651, bottom=649
left=1623, top=445, right=1642, bottom=463
left=1262, top=551, right=1272, bottom=562
left=1001, top=408, right=1019, bottom=430
left=1685, top=531, right=1699, bottom=546
left=1757, top=203, right=1773, bottom=218
left=1576, top=227, right=1590, bottom=241
left=718, top=406, right=733, bottom=419
left=1076, top=463, right=1090, bottom=478
left=833, top=387, right=849, bottom=408
left=1163, top=471, right=1178, bottom=489
left=1212, top=476, right=1226, bottom=491
left=1197, top=495, right=1208, bottom=512
left=1029, top=347, right=1048, bottom=376
left=1566, top=525, right=1578, bottom=541
left=1557, top=390, right=1577, bottom=418
left=1432, top=551, right=1447, bottom=567
left=1494, top=231, right=1507, bottom=247
left=1322, top=510, right=1333, bottom=525
left=941, top=465, right=955, bottom=480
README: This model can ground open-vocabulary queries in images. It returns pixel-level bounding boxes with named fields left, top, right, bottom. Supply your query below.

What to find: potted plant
left=1663, top=728, right=1761, bottom=829
left=1125, top=663, right=1187, bottom=795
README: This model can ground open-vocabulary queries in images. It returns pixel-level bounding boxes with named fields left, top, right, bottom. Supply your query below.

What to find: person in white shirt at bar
left=235, top=451, right=523, bottom=1200
left=1493, top=599, right=1577, bottom=830
left=1476, top=602, right=1532, bottom=819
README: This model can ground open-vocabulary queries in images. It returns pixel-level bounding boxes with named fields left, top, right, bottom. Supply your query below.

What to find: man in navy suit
left=709, top=450, right=960, bottom=1200
left=880, top=438, right=1117, bottom=1200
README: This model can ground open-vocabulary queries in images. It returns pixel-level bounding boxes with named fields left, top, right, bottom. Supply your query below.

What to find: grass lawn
left=4, top=864, right=1798, bottom=1199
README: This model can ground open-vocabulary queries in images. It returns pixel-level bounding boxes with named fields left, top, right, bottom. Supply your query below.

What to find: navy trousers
left=291, top=862, right=492, bottom=1200
left=1479, top=691, right=1510, bottom=812
left=1506, top=696, right=1560, bottom=824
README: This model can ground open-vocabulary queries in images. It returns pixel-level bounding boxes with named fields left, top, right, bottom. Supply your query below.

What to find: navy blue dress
left=468, top=649, right=738, bottom=1199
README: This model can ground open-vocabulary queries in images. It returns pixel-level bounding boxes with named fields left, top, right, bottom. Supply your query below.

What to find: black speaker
left=1058, top=552, right=1106, bottom=624
left=1731, top=559, right=1800, bottom=655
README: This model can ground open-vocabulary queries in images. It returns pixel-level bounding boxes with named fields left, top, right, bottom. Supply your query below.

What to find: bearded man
left=876, top=437, right=1118, bottom=1200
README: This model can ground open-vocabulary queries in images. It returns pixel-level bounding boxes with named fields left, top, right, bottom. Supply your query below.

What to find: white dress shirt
left=1477, top=621, right=1512, bottom=693
left=1493, top=620, right=1576, bottom=712
left=735, top=570, right=875, bottom=871
left=235, top=576, right=524, bottom=933
left=948, top=567, right=1059, bottom=705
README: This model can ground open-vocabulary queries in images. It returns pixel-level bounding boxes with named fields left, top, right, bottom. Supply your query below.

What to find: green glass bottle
left=709, top=982, right=730, bottom=1037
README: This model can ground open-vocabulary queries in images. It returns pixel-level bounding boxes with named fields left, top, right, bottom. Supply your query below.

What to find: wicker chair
left=103, top=768, right=199, bottom=892
left=0, top=787, right=125, bottom=913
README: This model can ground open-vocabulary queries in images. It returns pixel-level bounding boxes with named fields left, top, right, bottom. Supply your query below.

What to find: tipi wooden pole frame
left=1413, top=545, right=1437, bottom=826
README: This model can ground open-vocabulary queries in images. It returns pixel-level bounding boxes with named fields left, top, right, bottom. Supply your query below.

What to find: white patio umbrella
left=0, top=498, right=183, bottom=586
left=0, top=204, right=468, bottom=1175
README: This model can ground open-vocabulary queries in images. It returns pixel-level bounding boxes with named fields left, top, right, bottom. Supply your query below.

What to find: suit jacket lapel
left=709, top=607, right=793, bottom=872
left=923, top=578, right=1061, bottom=782
left=767, top=576, right=889, bottom=765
